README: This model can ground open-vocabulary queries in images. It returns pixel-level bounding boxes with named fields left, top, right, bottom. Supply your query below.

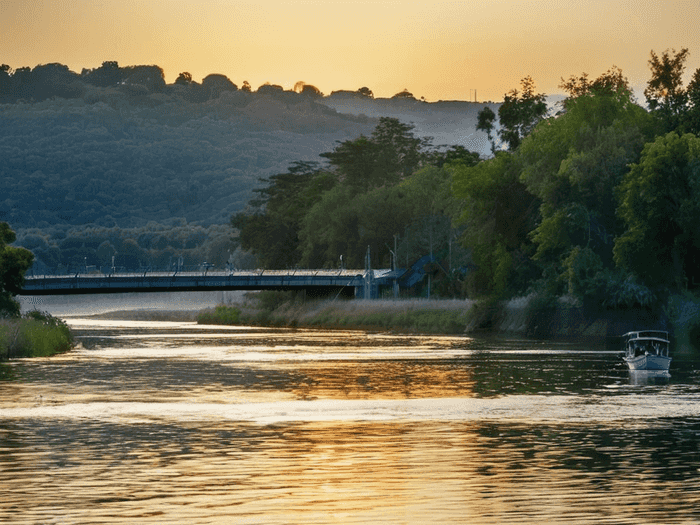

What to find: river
left=2, top=315, right=700, bottom=524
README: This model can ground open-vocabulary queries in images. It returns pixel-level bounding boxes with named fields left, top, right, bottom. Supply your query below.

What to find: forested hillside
left=1, top=61, right=492, bottom=272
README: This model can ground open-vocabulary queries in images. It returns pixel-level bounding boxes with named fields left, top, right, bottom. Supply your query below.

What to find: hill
left=0, top=62, right=495, bottom=272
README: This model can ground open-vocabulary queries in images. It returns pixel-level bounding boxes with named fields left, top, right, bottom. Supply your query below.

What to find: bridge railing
left=21, top=268, right=405, bottom=298
left=25, top=268, right=372, bottom=280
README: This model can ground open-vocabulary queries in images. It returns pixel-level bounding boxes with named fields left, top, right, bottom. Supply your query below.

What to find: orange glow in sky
left=2, top=0, right=700, bottom=101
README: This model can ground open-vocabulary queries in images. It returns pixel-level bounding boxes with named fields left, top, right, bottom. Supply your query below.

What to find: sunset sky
left=3, top=0, right=700, bottom=102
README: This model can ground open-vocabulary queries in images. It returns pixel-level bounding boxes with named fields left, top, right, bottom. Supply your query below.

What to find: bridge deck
left=20, top=269, right=402, bottom=297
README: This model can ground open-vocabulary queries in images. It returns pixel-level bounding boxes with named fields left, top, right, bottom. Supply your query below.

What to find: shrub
left=197, top=305, right=241, bottom=325
left=1, top=311, right=73, bottom=359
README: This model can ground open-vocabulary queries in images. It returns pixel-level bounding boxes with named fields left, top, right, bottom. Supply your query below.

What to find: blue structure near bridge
left=19, top=269, right=409, bottom=299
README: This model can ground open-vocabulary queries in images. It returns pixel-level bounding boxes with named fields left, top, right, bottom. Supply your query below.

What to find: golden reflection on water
left=2, top=320, right=700, bottom=523
left=3, top=418, right=700, bottom=524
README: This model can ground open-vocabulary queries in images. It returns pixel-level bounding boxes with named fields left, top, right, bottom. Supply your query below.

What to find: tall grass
left=197, top=295, right=474, bottom=334
left=0, top=311, right=74, bottom=360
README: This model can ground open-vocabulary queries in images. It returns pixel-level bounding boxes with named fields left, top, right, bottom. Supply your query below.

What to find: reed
left=197, top=296, right=475, bottom=334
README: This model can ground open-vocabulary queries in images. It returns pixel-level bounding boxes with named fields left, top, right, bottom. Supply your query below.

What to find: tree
left=357, top=86, right=374, bottom=98
left=293, top=81, right=323, bottom=97
left=321, top=117, right=429, bottom=191
left=0, top=222, right=34, bottom=317
left=299, top=165, right=462, bottom=270
left=369, top=117, right=429, bottom=180
left=476, top=106, right=497, bottom=154
left=175, top=71, right=194, bottom=85
left=685, top=68, right=700, bottom=134
left=391, top=89, right=415, bottom=99
left=498, top=76, right=548, bottom=151
left=232, top=161, right=335, bottom=268
left=519, top=84, right=655, bottom=299
left=201, top=74, right=237, bottom=99
left=614, top=132, right=700, bottom=289
left=559, top=66, right=631, bottom=105
left=645, top=48, right=690, bottom=131
left=451, top=152, right=539, bottom=297
left=426, top=145, right=481, bottom=168
left=82, top=60, right=121, bottom=87
left=560, top=66, right=629, bottom=98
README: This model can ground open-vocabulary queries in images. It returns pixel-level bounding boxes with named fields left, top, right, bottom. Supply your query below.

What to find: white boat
left=622, top=331, right=671, bottom=371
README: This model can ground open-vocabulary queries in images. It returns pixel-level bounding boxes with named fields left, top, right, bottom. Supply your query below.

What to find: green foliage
left=15, top=221, right=233, bottom=272
left=197, top=305, right=241, bottom=325
left=245, top=299, right=471, bottom=334
left=233, top=161, right=336, bottom=268
left=645, top=48, right=690, bottom=131
left=451, top=152, right=538, bottom=297
left=614, top=131, right=700, bottom=288
left=476, top=106, right=497, bottom=154
left=474, top=77, right=548, bottom=154
left=599, top=271, right=657, bottom=310
left=0, top=311, right=73, bottom=360
left=299, top=164, right=465, bottom=271
left=0, top=222, right=34, bottom=317
left=464, top=296, right=504, bottom=331
left=497, top=76, right=549, bottom=151
left=519, top=84, right=656, bottom=298
left=320, top=117, right=430, bottom=191
left=234, top=117, right=473, bottom=289
left=559, top=66, right=632, bottom=102
left=522, top=292, right=559, bottom=337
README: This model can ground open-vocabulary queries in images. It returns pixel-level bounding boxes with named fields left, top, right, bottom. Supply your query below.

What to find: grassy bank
left=195, top=290, right=700, bottom=343
left=197, top=292, right=475, bottom=334
left=0, top=311, right=74, bottom=360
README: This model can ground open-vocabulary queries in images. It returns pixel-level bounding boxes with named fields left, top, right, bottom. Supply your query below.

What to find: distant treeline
left=18, top=221, right=238, bottom=275
left=0, top=61, right=461, bottom=105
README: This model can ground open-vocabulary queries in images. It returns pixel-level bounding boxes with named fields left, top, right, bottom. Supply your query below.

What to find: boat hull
left=624, top=354, right=672, bottom=371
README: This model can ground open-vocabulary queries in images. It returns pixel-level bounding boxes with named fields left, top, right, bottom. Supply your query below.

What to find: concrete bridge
left=19, top=269, right=406, bottom=299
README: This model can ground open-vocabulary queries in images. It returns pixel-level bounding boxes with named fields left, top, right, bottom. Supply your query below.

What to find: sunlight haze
left=2, top=0, right=700, bottom=101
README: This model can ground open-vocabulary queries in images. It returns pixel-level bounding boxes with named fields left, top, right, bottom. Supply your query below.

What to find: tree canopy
left=615, top=132, right=700, bottom=289
left=0, top=222, right=34, bottom=317
left=476, top=76, right=548, bottom=153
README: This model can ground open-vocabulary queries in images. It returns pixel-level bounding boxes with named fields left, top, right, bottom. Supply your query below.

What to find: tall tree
left=519, top=83, right=655, bottom=298
left=474, top=77, right=548, bottom=153
left=644, top=48, right=690, bottom=131
left=231, top=161, right=335, bottom=268
left=498, top=76, right=548, bottom=151
left=452, top=152, right=539, bottom=297
left=321, top=117, right=429, bottom=191
left=0, top=222, right=34, bottom=317
left=476, top=106, right=497, bottom=154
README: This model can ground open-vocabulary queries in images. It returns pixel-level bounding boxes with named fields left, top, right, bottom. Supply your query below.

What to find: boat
left=622, top=331, right=672, bottom=371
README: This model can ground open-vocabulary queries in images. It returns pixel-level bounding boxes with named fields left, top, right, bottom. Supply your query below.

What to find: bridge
left=19, top=269, right=408, bottom=299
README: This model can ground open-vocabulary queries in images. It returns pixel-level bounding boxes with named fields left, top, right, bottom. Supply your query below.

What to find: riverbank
left=200, top=297, right=474, bottom=334
left=195, top=291, right=700, bottom=344
left=0, top=312, right=74, bottom=360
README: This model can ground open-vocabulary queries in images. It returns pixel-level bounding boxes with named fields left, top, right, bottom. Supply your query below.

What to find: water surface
left=2, top=319, right=700, bottom=524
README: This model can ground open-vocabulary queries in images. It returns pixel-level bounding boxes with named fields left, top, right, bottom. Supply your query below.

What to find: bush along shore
left=196, top=291, right=700, bottom=343
left=0, top=311, right=74, bottom=360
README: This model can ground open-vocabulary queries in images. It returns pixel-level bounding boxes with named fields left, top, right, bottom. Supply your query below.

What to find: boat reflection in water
left=628, top=369, right=672, bottom=385
left=623, top=330, right=672, bottom=371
